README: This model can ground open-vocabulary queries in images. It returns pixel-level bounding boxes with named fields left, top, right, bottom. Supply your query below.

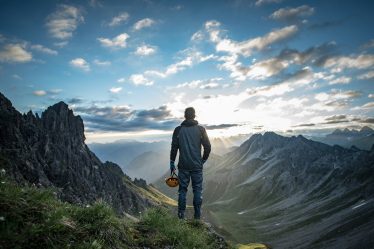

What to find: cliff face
left=0, top=92, right=153, bottom=214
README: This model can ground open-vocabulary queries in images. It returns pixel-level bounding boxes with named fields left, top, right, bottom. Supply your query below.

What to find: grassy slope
left=0, top=171, right=231, bottom=249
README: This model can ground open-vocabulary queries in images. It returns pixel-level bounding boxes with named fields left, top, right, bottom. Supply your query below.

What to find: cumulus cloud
left=329, top=76, right=351, bottom=85
left=30, top=44, right=58, bottom=55
left=358, top=71, right=374, bottom=80
left=133, top=18, right=155, bottom=31
left=108, top=12, right=129, bottom=27
left=202, top=21, right=298, bottom=80
left=324, top=54, right=374, bottom=73
left=93, top=59, right=111, bottom=66
left=313, top=89, right=362, bottom=111
left=97, top=33, right=129, bottom=48
left=109, top=87, right=122, bottom=93
left=129, top=74, right=154, bottom=86
left=46, top=4, right=83, bottom=40
left=269, top=5, right=315, bottom=22
left=206, top=21, right=298, bottom=56
left=355, top=102, right=374, bottom=110
left=70, top=58, right=90, bottom=71
left=0, top=43, right=32, bottom=63
left=73, top=104, right=178, bottom=132
left=134, top=44, right=156, bottom=56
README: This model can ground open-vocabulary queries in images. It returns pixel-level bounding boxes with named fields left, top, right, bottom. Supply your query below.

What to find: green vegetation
left=0, top=172, right=230, bottom=249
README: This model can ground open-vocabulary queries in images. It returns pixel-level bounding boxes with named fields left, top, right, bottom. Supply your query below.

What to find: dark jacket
left=170, top=119, right=211, bottom=170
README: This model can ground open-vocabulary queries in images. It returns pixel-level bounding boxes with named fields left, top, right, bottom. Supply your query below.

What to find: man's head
left=184, top=107, right=195, bottom=120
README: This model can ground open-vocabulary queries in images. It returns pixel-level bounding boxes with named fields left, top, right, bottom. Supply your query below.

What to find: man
left=170, top=107, right=211, bottom=219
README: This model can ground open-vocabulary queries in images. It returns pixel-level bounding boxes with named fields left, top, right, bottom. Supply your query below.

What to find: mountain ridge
left=0, top=92, right=154, bottom=215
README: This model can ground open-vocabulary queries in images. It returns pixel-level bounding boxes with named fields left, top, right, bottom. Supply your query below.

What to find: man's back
left=170, top=119, right=211, bottom=171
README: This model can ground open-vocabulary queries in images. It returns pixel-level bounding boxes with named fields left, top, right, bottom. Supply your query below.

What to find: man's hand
left=170, top=161, right=176, bottom=173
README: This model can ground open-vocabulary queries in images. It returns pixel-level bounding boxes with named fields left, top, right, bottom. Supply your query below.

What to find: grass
left=0, top=170, right=232, bottom=249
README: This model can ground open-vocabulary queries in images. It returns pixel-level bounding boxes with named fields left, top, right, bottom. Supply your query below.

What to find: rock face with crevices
left=0, top=92, right=153, bottom=214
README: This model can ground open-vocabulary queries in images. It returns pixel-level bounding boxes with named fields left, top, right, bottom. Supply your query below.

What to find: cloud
left=361, top=39, right=374, bottom=50
left=0, top=43, right=32, bottom=63
left=322, top=114, right=349, bottom=124
left=108, top=12, right=129, bottom=27
left=67, top=97, right=84, bottom=104
left=133, top=18, right=155, bottom=31
left=269, top=5, right=315, bottom=22
left=359, top=118, right=374, bottom=124
left=33, top=90, right=47, bottom=96
left=293, top=123, right=315, bottom=127
left=191, top=31, right=204, bottom=41
left=73, top=104, right=178, bottom=132
left=54, top=41, right=69, bottom=48
left=32, top=89, right=62, bottom=97
left=117, top=78, right=125, bottom=83
left=12, top=74, right=22, bottom=80
left=46, top=4, right=83, bottom=40
left=255, top=0, right=283, bottom=6
left=357, top=102, right=374, bottom=109
left=134, top=44, right=156, bottom=56
left=70, top=58, right=90, bottom=71
left=144, top=49, right=216, bottom=78
left=93, top=59, right=111, bottom=66
left=205, top=124, right=239, bottom=130
left=245, top=57, right=290, bottom=80
left=89, top=0, right=103, bottom=8
left=129, top=74, right=154, bottom=86
left=97, top=33, right=129, bottom=48
left=358, top=71, right=374, bottom=80
left=175, top=78, right=225, bottom=90
left=312, top=89, right=362, bottom=111
left=109, top=87, right=122, bottom=93
left=324, top=54, right=374, bottom=73
left=30, top=44, right=58, bottom=55
left=202, top=21, right=298, bottom=80
left=206, top=21, right=298, bottom=56
left=329, top=76, right=351, bottom=85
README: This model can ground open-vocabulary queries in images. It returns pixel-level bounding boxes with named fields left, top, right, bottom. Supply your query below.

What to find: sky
left=0, top=0, right=373, bottom=143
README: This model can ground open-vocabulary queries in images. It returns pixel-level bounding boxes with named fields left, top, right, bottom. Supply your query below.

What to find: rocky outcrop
left=0, top=92, right=153, bottom=214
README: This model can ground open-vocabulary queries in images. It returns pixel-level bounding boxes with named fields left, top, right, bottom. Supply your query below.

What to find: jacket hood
left=181, top=119, right=198, bottom=127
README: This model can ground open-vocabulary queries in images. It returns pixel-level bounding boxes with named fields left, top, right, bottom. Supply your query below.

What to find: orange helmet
left=165, top=172, right=179, bottom=187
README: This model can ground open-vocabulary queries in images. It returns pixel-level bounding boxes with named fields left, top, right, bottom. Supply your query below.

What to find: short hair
left=184, top=107, right=195, bottom=120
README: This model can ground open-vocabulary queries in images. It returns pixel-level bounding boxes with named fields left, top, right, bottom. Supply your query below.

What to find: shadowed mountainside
left=0, top=92, right=154, bottom=215
left=201, top=132, right=374, bottom=248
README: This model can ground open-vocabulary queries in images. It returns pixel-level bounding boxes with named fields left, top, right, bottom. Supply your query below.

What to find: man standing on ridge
left=170, top=107, right=211, bottom=220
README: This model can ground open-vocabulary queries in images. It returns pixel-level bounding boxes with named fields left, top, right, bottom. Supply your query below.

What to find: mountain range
left=309, top=127, right=374, bottom=150
left=199, top=132, right=374, bottom=248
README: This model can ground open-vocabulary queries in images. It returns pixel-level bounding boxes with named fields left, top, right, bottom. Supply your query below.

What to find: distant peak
left=360, top=126, right=373, bottom=132
left=43, top=101, right=71, bottom=116
left=51, top=101, right=69, bottom=110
